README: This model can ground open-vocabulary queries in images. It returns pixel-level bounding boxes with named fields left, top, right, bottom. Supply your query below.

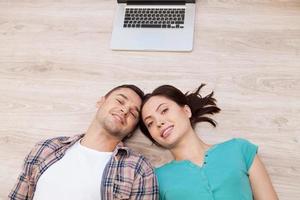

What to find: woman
left=139, top=84, right=278, bottom=200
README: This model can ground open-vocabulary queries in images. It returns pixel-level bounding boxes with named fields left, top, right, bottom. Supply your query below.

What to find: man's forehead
left=109, top=88, right=141, bottom=103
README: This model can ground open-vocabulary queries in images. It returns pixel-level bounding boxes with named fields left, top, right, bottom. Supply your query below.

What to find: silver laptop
left=110, top=0, right=196, bottom=51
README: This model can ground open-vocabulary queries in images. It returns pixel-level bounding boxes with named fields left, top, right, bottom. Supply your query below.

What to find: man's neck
left=81, top=119, right=120, bottom=152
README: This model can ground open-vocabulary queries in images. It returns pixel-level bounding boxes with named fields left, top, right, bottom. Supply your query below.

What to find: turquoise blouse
left=155, top=138, right=258, bottom=200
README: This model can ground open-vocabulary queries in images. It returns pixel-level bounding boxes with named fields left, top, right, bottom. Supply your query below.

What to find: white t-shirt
left=33, top=140, right=112, bottom=200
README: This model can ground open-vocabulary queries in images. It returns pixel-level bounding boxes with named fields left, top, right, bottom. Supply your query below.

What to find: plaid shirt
left=9, top=134, right=159, bottom=200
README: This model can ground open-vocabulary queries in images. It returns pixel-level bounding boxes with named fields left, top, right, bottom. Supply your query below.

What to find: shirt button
left=205, top=154, right=208, bottom=157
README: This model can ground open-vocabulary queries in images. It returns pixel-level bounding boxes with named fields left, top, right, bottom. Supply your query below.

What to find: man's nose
left=120, top=105, right=129, bottom=115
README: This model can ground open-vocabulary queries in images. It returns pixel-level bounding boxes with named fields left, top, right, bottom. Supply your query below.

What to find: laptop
left=110, top=0, right=196, bottom=51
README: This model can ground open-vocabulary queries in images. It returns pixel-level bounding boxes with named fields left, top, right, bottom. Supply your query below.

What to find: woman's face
left=142, top=96, right=192, bottom=149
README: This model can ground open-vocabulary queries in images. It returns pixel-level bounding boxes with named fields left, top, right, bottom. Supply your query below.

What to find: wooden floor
left=1, top=0, right=300, bottom=199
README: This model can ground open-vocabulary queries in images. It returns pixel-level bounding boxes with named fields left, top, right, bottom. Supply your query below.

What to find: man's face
left=96, top=87, right=142, bottom=140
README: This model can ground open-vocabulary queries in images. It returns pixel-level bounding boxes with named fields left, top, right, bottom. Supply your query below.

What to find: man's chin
left=103, top=122, right=123, bottom=138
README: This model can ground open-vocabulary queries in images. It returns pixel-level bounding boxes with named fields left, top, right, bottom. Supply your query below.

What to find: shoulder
left=213, top=138, right=258, bottom=156
left=232, top=137, right=253, bottom=144
left=35, top=136, right=70, bottom=146
left=228, top=138, right=258, bottom=163
left=233, top=138, right=258, bottom=170
left=155, top=161, right=178, bottom=175
left=217, top=138, right=256, bottom=148
left=26, top=135, right=80, bottom=162
left=215, top=138, right=258, bottom=171
left=125, top=148, right=155, bottom=176
left=230, top=138, right=258, bottom=151
left=33, top=135, right=72, bottom=151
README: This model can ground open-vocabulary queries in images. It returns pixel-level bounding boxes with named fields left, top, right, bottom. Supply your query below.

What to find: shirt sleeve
left=8, top=142, right=42, bottom=200
left=8, top=152, right=31, bottom=200
left=130, top=158, right=159, bottom=200
left=235, top=138, right=258, bottom=171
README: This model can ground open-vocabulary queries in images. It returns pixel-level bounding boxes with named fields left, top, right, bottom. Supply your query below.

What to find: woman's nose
left=157, top=121, right=165, bottom=127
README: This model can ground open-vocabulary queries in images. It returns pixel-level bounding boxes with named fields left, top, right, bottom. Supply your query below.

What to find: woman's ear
left=96, top=96, right=105, bottom=108
left=183, top=105, right=192, bottom=118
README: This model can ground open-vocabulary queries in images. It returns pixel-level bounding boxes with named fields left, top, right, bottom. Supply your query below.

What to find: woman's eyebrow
left=143, top=103, right=166, bottom=121
left=156, top=103, right=166, bottom=112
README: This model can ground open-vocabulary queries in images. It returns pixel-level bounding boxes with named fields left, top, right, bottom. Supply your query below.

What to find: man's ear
left=183, top=105, right=192, bottom=118
left=96, top=96, right=105, bottom=108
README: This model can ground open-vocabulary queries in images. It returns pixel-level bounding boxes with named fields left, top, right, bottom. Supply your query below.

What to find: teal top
left=155, top=138, right=258, bottom=200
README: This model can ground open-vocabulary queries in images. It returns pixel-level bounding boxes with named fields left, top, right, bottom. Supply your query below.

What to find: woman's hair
left=139, top=84, right=221, bottom=145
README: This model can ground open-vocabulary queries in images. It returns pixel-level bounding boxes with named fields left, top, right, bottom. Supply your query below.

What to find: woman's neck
left=170, top=129, right=211, bottom=165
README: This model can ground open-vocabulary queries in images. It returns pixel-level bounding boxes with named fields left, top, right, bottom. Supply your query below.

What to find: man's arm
left=8, top=142, right=42, bottom=200
left=8, top=155, right=31, bottom=200
left=249, top=155, right=278, bottom=200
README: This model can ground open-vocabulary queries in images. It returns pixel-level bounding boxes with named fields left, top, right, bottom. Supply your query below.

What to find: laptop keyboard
left=123, top=8, right=185, bottom=28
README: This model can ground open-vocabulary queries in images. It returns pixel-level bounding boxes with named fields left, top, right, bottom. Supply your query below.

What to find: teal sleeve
left=236, top=138, right=258, bottom=171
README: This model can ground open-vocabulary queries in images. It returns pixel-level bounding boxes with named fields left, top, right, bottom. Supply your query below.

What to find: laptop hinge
left=119, top=1, right=194, bottom=5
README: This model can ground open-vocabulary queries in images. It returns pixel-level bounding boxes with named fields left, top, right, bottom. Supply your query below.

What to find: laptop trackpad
left=111, top=29, right=193, bottom=51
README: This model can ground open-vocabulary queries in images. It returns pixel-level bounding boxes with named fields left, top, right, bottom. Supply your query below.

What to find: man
left=9, top=85, right=159, bottom=200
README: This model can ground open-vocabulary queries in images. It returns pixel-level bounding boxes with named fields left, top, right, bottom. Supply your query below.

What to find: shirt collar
left=113, top=142, right=130, bottom=159
left=60, top=133, right=84, bottom=144
left=61, top=133, right=130, bottom=158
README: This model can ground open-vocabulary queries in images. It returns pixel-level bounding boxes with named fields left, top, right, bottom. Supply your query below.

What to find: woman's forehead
left=143, top=96, right=175, bottom=112
left=146, top=95, right=170, bottom=105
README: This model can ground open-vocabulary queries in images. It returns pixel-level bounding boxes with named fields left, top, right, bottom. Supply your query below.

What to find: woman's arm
left=249, top=155, right=278, bottom=200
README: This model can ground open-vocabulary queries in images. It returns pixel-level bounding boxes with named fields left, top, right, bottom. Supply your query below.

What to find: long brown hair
left=139, top=84, right=221, bottom=145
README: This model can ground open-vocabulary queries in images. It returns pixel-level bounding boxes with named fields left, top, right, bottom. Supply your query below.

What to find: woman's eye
left=147, top=122, right=153, bottom=128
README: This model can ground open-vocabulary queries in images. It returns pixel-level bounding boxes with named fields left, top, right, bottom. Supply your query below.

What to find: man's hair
left=105, top=84, right=144, bottom=100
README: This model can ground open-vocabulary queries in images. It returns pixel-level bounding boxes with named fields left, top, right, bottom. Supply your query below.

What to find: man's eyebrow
left=117, top=94, right=128, bottom=100
left=143, top=103, right=166, bottom=121
left=117, top=94, right=140, bottom=114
